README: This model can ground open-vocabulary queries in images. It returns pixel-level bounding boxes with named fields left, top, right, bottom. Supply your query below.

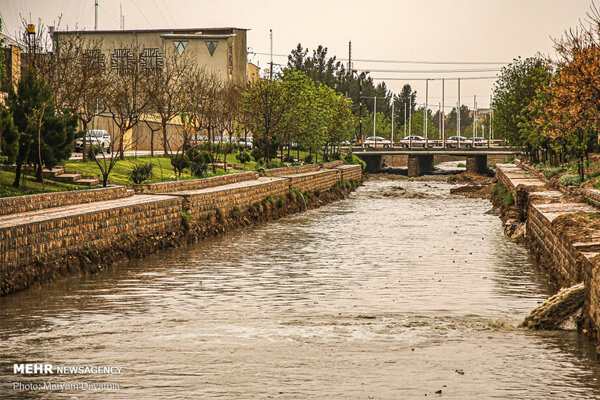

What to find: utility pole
left=348, top=41, right=352, bottom=72
left=474, top=94, right=477, bottom=140
left=438, top=102, right=442, bottom=143
left=490, top=94, right=493, bottom=146
left=409, top=94, right=413, bottom=148
left=457, top=78, right=461, bottom=148
left=391, top=100, right=394, bottom=147
left=441, top=78, right=445, bottom=147
left=404, top=102, right=407, bottom=137
left=95, top=0, right=98, bottom=30
left=424, top=79, right=429, bottom=145
left=269, top=29, right=273, bottom=81
left=373, top=97, right=377, bottom=147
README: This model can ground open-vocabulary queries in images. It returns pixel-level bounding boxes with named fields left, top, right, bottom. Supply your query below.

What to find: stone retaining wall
left=496, top=162, right=600, bottom=347
left=0, top=195, right=182, bottom=271
left=1, top=165, right=363, bottom=295
left=131, top=171, right=258, bottom=194
left=265, top=164, right=319, bottom=177
left=335, top=164, right=363, bottom=182
left=169, top=177, right=290, bottom=219
left=321, top=160, right=344, bottom=169
left=0, top=186, right=132, bottom=216
left=526, top=202, right=595, bottom=286
left=285, top=169, right=341, bottom=193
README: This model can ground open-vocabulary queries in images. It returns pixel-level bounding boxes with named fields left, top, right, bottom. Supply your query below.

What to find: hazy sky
left=0, top=0, right=595, bottom=109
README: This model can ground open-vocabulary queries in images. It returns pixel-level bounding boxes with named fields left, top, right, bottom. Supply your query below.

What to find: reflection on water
left=1, top=180, right=600, bottom=399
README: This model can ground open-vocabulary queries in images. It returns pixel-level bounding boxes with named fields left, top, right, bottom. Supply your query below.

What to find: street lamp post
left=352, top=69, right=369, bottom=149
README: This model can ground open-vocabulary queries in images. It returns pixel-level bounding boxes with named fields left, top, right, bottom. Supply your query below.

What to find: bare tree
left=142, top=49, right=194, bottom=161
left=186, top=69, right=224, bottom=173
left=217, top=83, right=243, bottom=171
left=91, top=43, right=148, bottom=186
left=51, top=34, right=109, bottom=160
left=105, top=43, right=149, bottom=160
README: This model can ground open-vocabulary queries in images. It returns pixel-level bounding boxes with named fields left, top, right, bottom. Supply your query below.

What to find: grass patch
left=0, top=169, right=87, bottom=198
left=64, top=156, right=241, bottom=185
left=493, top=182, right=514, bottom=207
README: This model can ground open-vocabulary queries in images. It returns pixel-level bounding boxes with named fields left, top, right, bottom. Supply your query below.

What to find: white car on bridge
left=398, top=135, right=433, bottom=148
left=445, top=136, right=473, bottom=148
left=364, top=136, right=392, bottom=148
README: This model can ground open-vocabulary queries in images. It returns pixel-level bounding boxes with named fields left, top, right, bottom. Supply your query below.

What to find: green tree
left=362, top=112, right=392, bottom=139
left=392, top=84, right=417, bottom=130
left=0, top=18, right=6, bottom=87
left=445, top=105, right=473, bottom=135
left=491, top=57, right=553, bottom=146
left=242, top=77, right=290, bottom=163
left=9, top=71, right=77, bottom=187
left=403, top=108, right=438, bottom=138
left=0, top=105, right=18, bottom=163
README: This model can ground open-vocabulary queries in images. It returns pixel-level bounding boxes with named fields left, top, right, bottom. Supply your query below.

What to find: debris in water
left=520, top=283, right=584, bottom=330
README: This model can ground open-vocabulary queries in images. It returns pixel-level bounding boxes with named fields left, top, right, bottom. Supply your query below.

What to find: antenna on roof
left=120, top=4, right=124, bottom=30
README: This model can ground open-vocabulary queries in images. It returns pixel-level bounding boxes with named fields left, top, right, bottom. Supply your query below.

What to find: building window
left=140, top=48, right=163, bottom=75
left=83, top=49, right=105, bottom=72
left=205, top=41, right=218, bottom=56
left=173, top=41, right=188, bottom=55
left=110, top=49, right=134, bottom=75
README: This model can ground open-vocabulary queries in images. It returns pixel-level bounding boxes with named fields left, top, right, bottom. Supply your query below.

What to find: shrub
left=543, top=167, right=564, bottom=179
left=87, top=144, right=103, bottom=160
left=251, top=147, right=263, bottom=161
left=304, top=154, right=313, bottom=164
left=129, top=162, right=154, bottom=184
left=181, top=210, right=193, bottom=230
left=266, top=160, right=281, bottom=169
left=559, top=174, right=581, bottom=187
left=216, top=208, right=226, bottom=222
left=274, top=196, right=283, bottom=208
left=236, top=151, right=251, bottom=164
left=190, top=161, right=209, bottom=177
left=170, top=154, right=190, bottom=176
left=493, top=183, right=514, bottom=207
left=503, top=192, right=514, bottom=207
left=344, top=152, right=367, bottom=171
left=282, top=154, right=295, bottom=163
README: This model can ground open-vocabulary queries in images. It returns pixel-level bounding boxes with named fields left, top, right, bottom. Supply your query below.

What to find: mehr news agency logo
left=12, top=363, right=122, bottom=392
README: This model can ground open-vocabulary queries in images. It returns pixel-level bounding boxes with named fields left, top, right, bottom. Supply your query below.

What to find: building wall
left=54, top=28, right=248, bottom=86
left=248, top=62, right=260, bottom=83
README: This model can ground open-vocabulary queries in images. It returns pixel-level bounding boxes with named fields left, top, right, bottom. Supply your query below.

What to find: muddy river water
left=2, top=179, right=600, bottom=399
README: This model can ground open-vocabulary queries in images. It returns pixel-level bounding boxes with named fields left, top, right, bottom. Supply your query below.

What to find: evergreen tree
left=9, top=71, right=77, bottom=187
left=0, top=105, right=18, bottom=163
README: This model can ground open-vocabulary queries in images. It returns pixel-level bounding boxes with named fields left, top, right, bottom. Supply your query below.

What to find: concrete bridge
left=353, top=148, right=520, bottom=176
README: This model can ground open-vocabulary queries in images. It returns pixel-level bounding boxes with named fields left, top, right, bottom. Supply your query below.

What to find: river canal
left=1, top=178, right=600, bottom=399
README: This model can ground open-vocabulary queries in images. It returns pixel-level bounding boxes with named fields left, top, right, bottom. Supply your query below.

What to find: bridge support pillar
left=408, top=154, right=434, bottom=177
left=355, top=154, right=383, bottom=173
left=466, top=155, right=488, bottom=174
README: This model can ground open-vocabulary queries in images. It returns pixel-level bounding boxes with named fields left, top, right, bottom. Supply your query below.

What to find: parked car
left=239, top=137, right=253, bottom=149
left=398, top=135, right=431, bottom=148
left=364, top=136, right=392, bottom=148
left=75, top=129, right=111, bottom=153
left=446, top=136, right=472, bottom=148
left=471, top=137, right=489, bottom=147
